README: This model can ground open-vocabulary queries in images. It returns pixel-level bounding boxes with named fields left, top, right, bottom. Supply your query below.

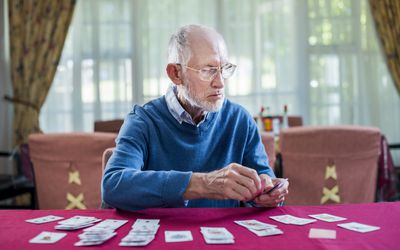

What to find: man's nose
left=211, top=70, right=224, bottom=88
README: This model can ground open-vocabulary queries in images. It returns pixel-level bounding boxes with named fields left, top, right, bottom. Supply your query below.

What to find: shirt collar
left=165, top=84, right=208, bottom=126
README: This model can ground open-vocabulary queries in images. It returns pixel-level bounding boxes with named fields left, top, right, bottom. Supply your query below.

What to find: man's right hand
left=183, top=163, right=264, bottom=201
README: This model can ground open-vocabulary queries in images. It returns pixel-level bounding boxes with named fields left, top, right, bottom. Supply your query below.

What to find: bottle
left=272, top=118, right=280, bottom=136
left=264, top=106, right=272, bottom=132
left=282, top=104, right=289, bottom=129
left=257, top=106, right=265, bottom=131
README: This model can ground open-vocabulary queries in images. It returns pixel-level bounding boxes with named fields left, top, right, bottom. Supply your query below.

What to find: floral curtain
left=6, top=0, right=76, bottom=145
left=369, top=0, right=400, bottom=95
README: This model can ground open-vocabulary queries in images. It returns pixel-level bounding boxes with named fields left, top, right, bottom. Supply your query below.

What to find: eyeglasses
left=181, top=63, right=237, bottom=81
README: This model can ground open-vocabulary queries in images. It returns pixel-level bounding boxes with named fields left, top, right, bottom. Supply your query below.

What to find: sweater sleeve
left=101, top=108, right=192, bottom=211
left=242, top=113, right=276, bottom=178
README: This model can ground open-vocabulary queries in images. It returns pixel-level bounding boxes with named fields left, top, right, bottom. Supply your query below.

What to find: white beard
left=177, top=80, right=224, bottom=112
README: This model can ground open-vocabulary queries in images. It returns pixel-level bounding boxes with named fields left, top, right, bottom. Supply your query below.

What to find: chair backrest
left=260, top=132, right=276, bottom=169
left=280, top=125, right=381, bottom=205
left=288, top=116, right=303, bottom=127
left=101, top=147, right=115, bottom=209
left=29, top=132, right=116, bottom=209
left=102, top=147, right=114, bottom=173
left=94, top=119, right=124, bottom=133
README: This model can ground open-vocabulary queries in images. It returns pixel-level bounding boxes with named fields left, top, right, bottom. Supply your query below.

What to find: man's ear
left=166, top=64, right=183, bottom=85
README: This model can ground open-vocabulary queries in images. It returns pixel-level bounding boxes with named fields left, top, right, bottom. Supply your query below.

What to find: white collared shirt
left=165, top=84, right=208, bottom=126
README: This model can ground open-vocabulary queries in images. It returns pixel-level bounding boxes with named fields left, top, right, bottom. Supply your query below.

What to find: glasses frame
left=179, top=63, right=237, bottom=81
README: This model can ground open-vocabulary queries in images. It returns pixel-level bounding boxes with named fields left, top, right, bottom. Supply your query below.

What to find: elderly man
left=102, top=24, right=289, bottom=211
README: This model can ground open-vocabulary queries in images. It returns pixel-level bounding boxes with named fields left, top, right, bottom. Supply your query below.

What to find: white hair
left=167, top=24, right=224, bottom=65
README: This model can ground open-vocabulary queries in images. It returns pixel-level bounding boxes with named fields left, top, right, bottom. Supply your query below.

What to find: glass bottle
left=282, top=104, right=289, bottom=129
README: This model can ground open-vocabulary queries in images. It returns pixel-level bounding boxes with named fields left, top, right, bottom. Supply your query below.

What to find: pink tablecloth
left=0, top=202, right=399, bottom=250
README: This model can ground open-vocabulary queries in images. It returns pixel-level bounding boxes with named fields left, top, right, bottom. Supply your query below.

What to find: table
left=0, top=202, right=399, bottom=250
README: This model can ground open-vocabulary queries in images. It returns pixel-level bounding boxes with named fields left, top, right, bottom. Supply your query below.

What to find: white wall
left=0, top=0, right=13, bottom=174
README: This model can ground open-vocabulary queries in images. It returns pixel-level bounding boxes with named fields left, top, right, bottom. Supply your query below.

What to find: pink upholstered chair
left=29, top=133, right=116, bottom=209
left=94, top=119, right=124, bottom=133
left=102, top=147, right=114, bottom=172
left=260, top=132, right=276, bottom=169
left=280, top=125, right=381, bottom=205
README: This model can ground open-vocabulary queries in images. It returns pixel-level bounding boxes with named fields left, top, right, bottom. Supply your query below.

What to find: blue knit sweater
left=101, top=97, right=275, bottom=211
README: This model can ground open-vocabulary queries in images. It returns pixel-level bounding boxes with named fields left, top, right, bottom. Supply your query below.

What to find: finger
left=232, top=165, right=262, bottom=190
left=222, top=178, right=256, bottom=201
left=255, top=179, right=266, bottom=197
left=226, top=168, right=260, bottom=198
left=254, top=195, right=283, bottom=207
left=260, top=174, right=274, bottom=192
left=253, top=198, right=277, bottom=207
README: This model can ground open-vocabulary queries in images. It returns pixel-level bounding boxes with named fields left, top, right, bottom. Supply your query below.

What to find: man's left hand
left=253, top=176, right=289, bottom=207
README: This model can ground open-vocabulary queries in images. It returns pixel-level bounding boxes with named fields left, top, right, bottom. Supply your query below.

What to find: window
left=41, top=0, right=400, bottom=145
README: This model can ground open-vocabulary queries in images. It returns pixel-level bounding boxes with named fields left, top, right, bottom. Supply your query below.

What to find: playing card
left=165, top=231, right=193, bottom=242
left=74, top=232, right=117, bottom=246
left=270, top=215, right=316, bottom=225
left=55, top=216, right=101, bottom=230
left=269, top=215, right=295, bottom=224
left=248, top=227, right=283, bottom=237
left=55, top=222, right=95, bottom=230
left=121, top=235, right=155, bottom=243
left=58, top=216, right=100, bottom=225
left=255, top=179, right=288, bottom=198
left=309, top=213, right=346, bottom=222
left=234, top=219, right=277, bottom=230
left=337, top=222, right=380, bottom=233
left=29, top=231, right=67, bottom=244
left=309, top=228, right=336, bottom=239
left=200, top=227, right=235, bottom=244
left=130, top=224, right=160, bottom=235
left=78, top=230, right=115, bottom=241
left=200, top=227, right=234, bottom=240
left=75, top=222, right=121, bottom=247
left=120, top=218, right=160, bottom=247
left=119, top=238, right=154, bottom=247
left=203, top=238, right=235, bottom=244
left=26, top=215, right=64, bottom=224
left=133, top=219, right=160, bottom=227
left=84, top=219, right=128, bottom=231
left=290, top=217, right=317, bottom=226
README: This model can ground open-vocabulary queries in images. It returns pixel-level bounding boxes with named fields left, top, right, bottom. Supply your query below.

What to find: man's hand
left=183, top=163, right=263, bottom=201
left=253, top=176, right=289, bottom=207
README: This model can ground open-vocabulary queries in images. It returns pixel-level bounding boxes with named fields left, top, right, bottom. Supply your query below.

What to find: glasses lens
left=221, top=64, right=236, bottom=79
left=200, top=68, right=217, bottom=81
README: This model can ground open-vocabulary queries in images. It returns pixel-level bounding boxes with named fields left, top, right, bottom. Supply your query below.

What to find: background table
left=0, top=202, right=399, bottom=249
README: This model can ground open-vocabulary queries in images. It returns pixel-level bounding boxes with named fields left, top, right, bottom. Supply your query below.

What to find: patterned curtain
left=6, top=0, right=76, bottom=145
left=369, top=0, right=400, bottom=95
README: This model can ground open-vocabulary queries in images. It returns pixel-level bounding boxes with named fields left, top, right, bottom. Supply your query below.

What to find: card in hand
left=25, top=215, right=64, bottom=224
left=337, top=222, right=380, bottom=233
left=255, top=179, right=288, bottom=198
left=309, top=213, right=346, bottom=222
left=29, top=231, right=67, bottom=244
left=265, top=181, right=284, bottom=195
